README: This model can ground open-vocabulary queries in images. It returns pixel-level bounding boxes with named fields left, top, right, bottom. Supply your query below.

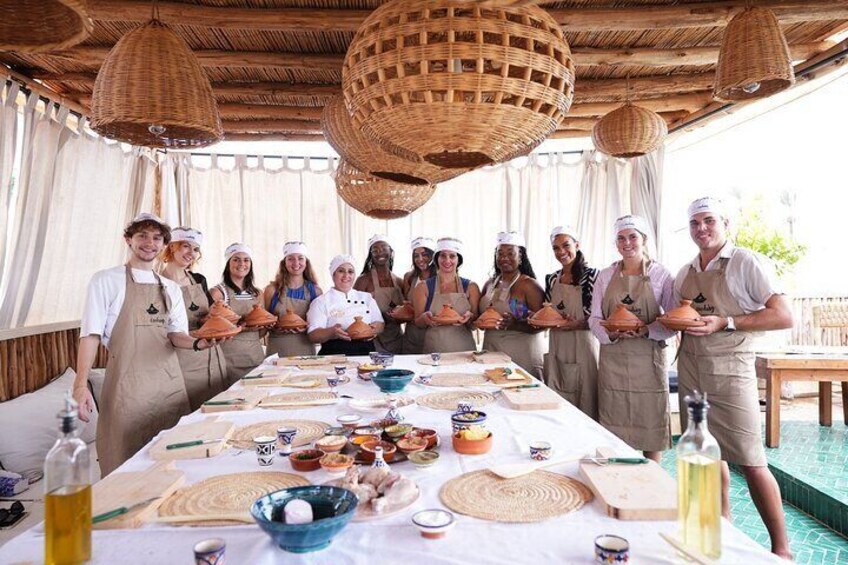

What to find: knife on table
left=165, top=438, right=226, bottom=450
left=202, top=398, right=246, bottom=406
left=93, top=497, right=160, bottom=524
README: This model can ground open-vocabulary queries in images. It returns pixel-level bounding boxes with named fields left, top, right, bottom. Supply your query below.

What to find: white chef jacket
left=672, top=241, right=782, bottom=314
left=80, top=265, right=188, bottom=349
left=307, top=287, right=384, bottom=333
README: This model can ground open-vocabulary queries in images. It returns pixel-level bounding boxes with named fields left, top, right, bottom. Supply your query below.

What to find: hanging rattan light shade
left=322, top=96, right=461, bottom=185
left=335, top=159, right=437, bottom=220
left=343, top=0, right=575, bottom=170
left=714, top=7, right=795, bottom=101
left=90, top=18, right=222, bottom=148
left=0, top=0, right=92, bottom=53
left=592, top=103, right=667, bottom=158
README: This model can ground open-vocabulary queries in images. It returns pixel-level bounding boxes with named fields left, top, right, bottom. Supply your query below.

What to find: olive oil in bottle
left=677, top=392, right=722, bottom=559
left=44, top=396, right=91, bottom=564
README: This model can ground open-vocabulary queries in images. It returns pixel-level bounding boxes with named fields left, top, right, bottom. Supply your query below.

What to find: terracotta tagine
left=389, top=301, right=415, bottom=322
left=242, top=304, right=277, bottom=328
left=528, top=302, right=567, bottom=328
left=432, top=304, right=463, bottom=325
left=191, top=313, right=243, bottom=340
left=276, top=308, right=308, bottom=331
left=205, top=300, right=240, bottom=324
left=600, top=304, right=645, bottom=332
left=347, top=316, right=375, bottom=340
left=658, top=299, right=707, bottom=331
left=475, top=306, right=503, bottom=330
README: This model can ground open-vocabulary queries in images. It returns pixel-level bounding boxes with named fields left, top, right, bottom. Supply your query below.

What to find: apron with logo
left=218, top=286, right=266, bottom=384
left=176, top=274, right=228, bottom=412
left=543, top=271, right=600, bottom=420
left=402, top=275, right=427, bottom=354
left=598, top=262, right=670, bottom=452
left=479, top=275, right=544, bottom=376
left=370, top=270, right=405, bottom=354
left=97, top=266, right=190, bottom=476
left=423, top=274, right=476, bottom=354
left=678, top=258, right=766, bottom=466
left=267, top=284, right=317, bottom=358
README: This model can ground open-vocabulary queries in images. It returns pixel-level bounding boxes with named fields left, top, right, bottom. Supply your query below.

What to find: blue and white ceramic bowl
left=594, top=534, right=629, bottom=563
left=450, top=410, right=487, bottom=433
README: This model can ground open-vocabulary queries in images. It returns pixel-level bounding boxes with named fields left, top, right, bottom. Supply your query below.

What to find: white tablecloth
left=0, top=355, right=782, bottom=564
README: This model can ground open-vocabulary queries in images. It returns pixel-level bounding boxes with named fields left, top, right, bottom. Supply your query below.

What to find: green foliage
left=734, top=203, right=806, bottom=277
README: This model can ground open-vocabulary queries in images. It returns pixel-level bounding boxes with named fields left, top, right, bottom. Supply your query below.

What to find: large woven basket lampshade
left=90, top=18, right=222, bottom=148
left=0, top=0, right=92, bottom=53
left=322, top=97, right=461, bottom=186
left=343, top=0, right=575, bottom=170
left=592, top=103, right=667, bottom=158
left=335, top=159, right=437, bottom=220
left=714, top=7, right=794, bottom=101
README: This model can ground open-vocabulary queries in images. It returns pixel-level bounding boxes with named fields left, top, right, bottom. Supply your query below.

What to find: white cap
left=329, top=254, right=357, bottom=276
left=171, top=227, right=203, bottom=247
left=283, top=241, right=308, bottom=259
left=495, top=231, right=526, bottom=248
left=550, top=225, right=579, bottom=243
left=127, top=212, right=168, bottom=230
left=613, top=215, right=650, bottom=238
left=225, top=242, right=253, bottom=261
left=436, top=237, right=463, bottom=255
left=367, top=234, right=390, bottom=249
left=410, top=236, right=436, bottom=252
left=687, top=197, right=727, bottom=221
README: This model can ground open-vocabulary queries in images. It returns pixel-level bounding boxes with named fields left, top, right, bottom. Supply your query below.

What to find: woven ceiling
left=1, top=0, right=846, bottom=142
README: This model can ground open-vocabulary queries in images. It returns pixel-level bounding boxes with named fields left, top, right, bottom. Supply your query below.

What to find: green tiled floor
left=661, top=441, right=848, bottom=564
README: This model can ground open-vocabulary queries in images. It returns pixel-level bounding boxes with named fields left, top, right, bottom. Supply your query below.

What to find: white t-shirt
left=306, top=287, right=384, bottom=333
left=672, top=241, right=782, bottom=314
left=80, top=266, right=188, bottom=349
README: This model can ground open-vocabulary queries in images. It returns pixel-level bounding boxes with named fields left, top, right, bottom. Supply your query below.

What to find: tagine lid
left=530, top=302, right=565, bottom=323
left=432, top=304, right=463, bottom=324
left=191, top=313, right=242, bottom=339
left=477, top=306, right=504, bottom=323
left=206, top=300, right=240, bottom=323
left=660, top=299, right=700, bottom=321
left=347, top=316, right=375, bottom=339
left=277, top=308, right=308, bottom=329
left=390, top=301, right=415, bottom=322
left=600, top=304, right=645, bottom=329
left=242, top=304, right=277, bottom=327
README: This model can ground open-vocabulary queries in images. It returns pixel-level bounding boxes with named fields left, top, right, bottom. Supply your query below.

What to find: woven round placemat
left=259, top=391, right=337, bottom=410
left=426, top=373, right=489, bottom=388
left=439, top=470, right=593, bottom=523
left=416, top=390, right=496, bottom=411
left=158, top=472, right=309, bottom=526
left=417, top=352, right=472, bottom=366
left=231, top=419, right=330, bottom=449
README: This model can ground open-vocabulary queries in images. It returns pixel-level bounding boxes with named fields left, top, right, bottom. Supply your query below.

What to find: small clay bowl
left=319, top=453, right=354, bottom=476
left=349, top=434, right=380, bottom=449
left=408, top=450, right=440, bottom=469
left=336, top=414, right=362, bottom=430
left=360, top=440, right=397, bottom=462
left=384, top=423, right=414, bottom=439
left=412, top=509, right=455, bottom=539
left=289, top=449, right=325, bottom=472
left=353, top=426, right=382, bottom=437
left=396, top=436, right=428, bottom=454
left=324, top=426, right=350, bottom=437
left=405, top=428, right=438, bottom=449
left=452, top=431, right=493, bottom=455
left=314, top=435, right=347, bottom=453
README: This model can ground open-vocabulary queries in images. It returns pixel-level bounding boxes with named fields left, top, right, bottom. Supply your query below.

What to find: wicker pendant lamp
left=592, top=103, right=668, bottom=158
left=343, top=0, right=575, bottom=170
left=335, top=159, right=437, bottom=220
left=714, top=7, right=795, bottom=101
left=322, top=96, right=461, bottom=186
left=0, top=0, right=92, bottom=53
left=90, top=12, right=222, bottom=148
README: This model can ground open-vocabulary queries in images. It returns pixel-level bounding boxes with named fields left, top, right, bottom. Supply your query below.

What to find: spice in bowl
left=396, top=436, right=428, bottom=454
left=315, top=435, right=347, bottom=453
left=319, top=453, right=354, bottom=476
left=289, top=449, right=325, bottom=472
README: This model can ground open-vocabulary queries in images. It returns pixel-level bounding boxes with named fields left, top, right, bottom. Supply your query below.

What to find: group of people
left=70, top=195, right=793, bottom=558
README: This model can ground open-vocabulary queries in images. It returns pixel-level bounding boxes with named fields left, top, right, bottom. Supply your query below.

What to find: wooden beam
left=574, top=73, right=715, bottom=103
left=572, top=42, right=831, bottom=67
left=567, top=93, right=713, bottom=117
left=217, top=104, right=322, bottom=121
left=548, top=130, right=590, bottom=140
left=212, top=82, right=339, bottom=98
left=557, top=110, right=692, bottom=131
left=222, top=119, right=324, bottom=134
left=222, top=133, right=326, bottom=142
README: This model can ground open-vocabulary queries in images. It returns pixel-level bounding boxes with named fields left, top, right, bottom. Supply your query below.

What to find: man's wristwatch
left=724, top=317, right=736, bottom=332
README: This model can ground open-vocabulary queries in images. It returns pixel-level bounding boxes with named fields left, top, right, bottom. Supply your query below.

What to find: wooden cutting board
left=578, top=447, right=677, bottom=520
left=275, top=355, right=346, bottom=367
left=92, top=462, right=185, bottom=530
left=148, top=416, right=235, bottom=460
left=240, top=367, right=293, bottom=386
left=200, top=388, right=267, bottom=413
left=485, top=366, right=534, bottom=386
left=501, top=385, right=564, bottom=410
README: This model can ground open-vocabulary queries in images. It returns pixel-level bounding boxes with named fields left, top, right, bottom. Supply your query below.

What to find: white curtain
left=0, top=80, right=20, bottom=303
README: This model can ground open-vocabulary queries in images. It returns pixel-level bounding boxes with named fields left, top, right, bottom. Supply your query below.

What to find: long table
left=1, top=355, right=782, bottom=564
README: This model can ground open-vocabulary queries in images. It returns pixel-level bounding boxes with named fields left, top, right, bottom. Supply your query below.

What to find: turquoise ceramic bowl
left=251, top=486, right=358, bottom=553
left=371, top=369, right=414, bottom=394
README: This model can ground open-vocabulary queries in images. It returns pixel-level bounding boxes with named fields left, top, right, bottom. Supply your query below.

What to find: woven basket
left=90, top=18, right=223, bottom=148
left=592, top=103, right=667, bottom=158
left=0, top=0, right=92, bottom=53
left=343, top=0, right=575, bottom=169
left=322, top=96, right=460, bottom=185
left=714, top=7, right=794, bottom=101
left=335, top=159, right=436, bottom=220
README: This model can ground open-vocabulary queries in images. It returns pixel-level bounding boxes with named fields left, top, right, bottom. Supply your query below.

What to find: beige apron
left=677, top=258, right=766, bottom=467
left=175, top=275, right=228, bottom=412
left=218, top=286, right=266, bottom=384
left=97, top=266, right=190, bottom=476
left=598, top=261, right=670, bottom=452
left=422, top=274, right=476, bottom=354
left=370, top=270, right=405, bottom=354
left=267, top=284, right=317, bottom=357
left=402, top=275, right=427, bottom=354
left=543, top=272, right=600, bottom=420
left=479, top=275, right=544, bottom=376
